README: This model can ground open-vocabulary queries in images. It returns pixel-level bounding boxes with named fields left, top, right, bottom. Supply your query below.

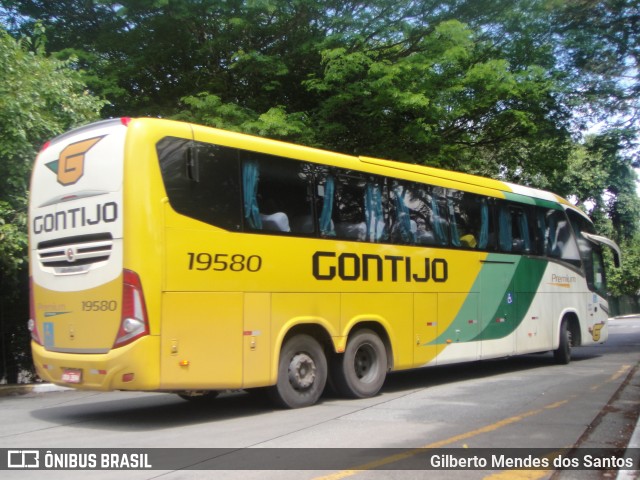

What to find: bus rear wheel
left=269, top=334, right=327, bottom=409
left=332, top=329, right=387, bottom=398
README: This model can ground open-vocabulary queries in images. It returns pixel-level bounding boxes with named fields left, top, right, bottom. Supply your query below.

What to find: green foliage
left=607, top=234, right=640, bottom=297
left=0, top=26, right=105, bottom=381
left=305, top=19, right=571, bottom=184
left=562, top=129, right=640, bottom=241
left=0, top=0, right=639, bottom=316
left=0, top=27, right=105, bottom=282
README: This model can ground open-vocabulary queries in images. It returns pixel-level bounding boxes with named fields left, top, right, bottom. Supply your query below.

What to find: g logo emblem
left=51, top=136, right=104, bottom=186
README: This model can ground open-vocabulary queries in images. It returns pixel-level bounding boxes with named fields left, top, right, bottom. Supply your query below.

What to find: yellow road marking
left=312, top=365, right=633, bottom=480
left=483, top=469, right=551, bottom=480
left=312, top=400, right=569, bottom=480
left=590, top=364, right=630, bottom=391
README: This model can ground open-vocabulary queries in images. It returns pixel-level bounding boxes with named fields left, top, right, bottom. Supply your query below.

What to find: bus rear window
left=157, top=137, right=242, bottom=231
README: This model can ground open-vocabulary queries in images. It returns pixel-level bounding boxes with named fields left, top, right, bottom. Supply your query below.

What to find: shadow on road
left=30, top=348, right=603, bottom=432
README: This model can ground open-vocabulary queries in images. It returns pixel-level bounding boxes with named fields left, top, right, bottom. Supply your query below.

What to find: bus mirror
left=186, top=144, right=200, bottom=182
left=584, top=233, right=622, bottom=268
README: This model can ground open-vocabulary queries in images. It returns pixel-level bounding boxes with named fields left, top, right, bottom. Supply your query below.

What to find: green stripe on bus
left=428, top=255, right=548, bottom=345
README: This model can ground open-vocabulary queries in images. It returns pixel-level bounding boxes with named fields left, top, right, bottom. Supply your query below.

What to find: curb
left=0, top=383, right=72, bottom=397
left=616, top=415, right=640, bottom=480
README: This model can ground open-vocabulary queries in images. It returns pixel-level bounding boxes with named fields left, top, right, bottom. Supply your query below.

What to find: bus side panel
left=515, top=291, right=552, bottom=353
left=478, top=261, right=516, bottom=358
left=413, top=293, right=439, bottom=366
left=585, top=292, right=609, bottom=345
left=243, top=293, right=273, bottom=388
left=160, top=292, right=243, bottom=390
left=434, top=293, right=479, bottom=365
left=341, top=293, right=413, bottom=370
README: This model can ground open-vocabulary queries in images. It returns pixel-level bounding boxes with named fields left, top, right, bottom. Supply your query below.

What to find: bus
left=28, top=117, right=621, bottom=408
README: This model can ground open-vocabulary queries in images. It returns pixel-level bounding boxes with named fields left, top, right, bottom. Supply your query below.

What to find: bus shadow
left=30, top=389, right=278, bottom=432
left=30, top=349, right=602, bottom=432
left=373, top=349, right=602, bottom=396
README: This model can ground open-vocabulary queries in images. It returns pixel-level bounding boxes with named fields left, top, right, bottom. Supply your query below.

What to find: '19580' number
left=82, top=300, right=117, bottom=312
left=187, top=253, right=262, bottom=272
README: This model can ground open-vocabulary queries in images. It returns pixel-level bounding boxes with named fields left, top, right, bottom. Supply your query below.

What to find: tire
left=177, top=390, right=219, bottom=402
left=553, top=320, right=572, bottom=365
left=332, top=329, right=387, bottom=398
left=268, top=334, right=327, bottom=409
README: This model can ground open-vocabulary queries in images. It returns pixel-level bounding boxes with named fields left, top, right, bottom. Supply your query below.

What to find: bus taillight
left=27, top=277, right=42, bottom=345
left=113, top=269, right=149, bottom=348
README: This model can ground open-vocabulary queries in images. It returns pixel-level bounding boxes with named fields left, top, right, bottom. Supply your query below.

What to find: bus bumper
left=31, top=336, right=160, bottom=391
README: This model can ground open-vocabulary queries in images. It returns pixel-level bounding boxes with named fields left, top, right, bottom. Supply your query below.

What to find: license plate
left=61, top=369, right=82, bottom=384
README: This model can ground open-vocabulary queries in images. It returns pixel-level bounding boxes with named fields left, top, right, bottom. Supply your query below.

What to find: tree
left=2, top=0, right=639, bottom=301
left=561, top=129, right=640, bottom=240
left=0, top=26, right=104, bottom=382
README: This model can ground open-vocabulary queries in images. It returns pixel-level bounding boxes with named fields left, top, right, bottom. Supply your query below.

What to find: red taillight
left=120, top=117, right=132, bottom=126
left=28, top=277, right=42, bottom=345
left=113, top=270, right=149, bottom=348
left=39, top=140, right=51, bottom=152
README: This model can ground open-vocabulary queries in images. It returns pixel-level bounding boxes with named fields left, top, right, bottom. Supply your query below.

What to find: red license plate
left=61, top=369, right=82, bottom=384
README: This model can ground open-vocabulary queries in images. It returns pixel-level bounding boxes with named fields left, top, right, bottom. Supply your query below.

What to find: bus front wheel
left=332, top=329, right=387, bottom=398
left=553, top=320, right=572, bottom=364
left=269, top=334, right=327, bottom=409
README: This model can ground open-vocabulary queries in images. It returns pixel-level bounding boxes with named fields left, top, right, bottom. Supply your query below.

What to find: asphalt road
left=1, top=317, right=638, bottom=480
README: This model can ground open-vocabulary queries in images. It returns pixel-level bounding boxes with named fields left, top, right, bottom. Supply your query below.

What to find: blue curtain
left=243, top=161, right=262, bottom=229
left=518, top=211, right=531, bottom=252
left=365, top=183, right=386, bottom=242
left=499, top=206, right=512, bottom=252
left=319, top=176, right=335, bottom=236
left=448, top=198, right=461, bottom=247
left=478, top=200, right=489, bottom=249
left=394, top=185, right=415, bottom=243
left=431, top=196, right=446, bottom=245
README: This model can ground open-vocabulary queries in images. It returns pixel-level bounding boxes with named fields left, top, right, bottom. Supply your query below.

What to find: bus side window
left=514, top=207, right=532, bottom=253
left=545, top=209, right=581, bottom=265
left=448, top=191, right=493, bottom=250
left=332, top=173, right=380, bottom=242
left=158, top=137, right=243, bottom=231
left=241, top=154, right=316, bottom=235
left=390, top=183, right=418, bottom=244
left=498, top=203, right=532, bottom=253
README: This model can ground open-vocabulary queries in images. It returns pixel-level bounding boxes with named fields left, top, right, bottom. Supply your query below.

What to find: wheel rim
left=288, top=352, right=316, bottom=391
left=353, top=343, right=378, bottom=382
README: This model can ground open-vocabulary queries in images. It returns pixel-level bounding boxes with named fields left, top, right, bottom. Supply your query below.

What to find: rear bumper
left=32, top=335, right=160, bottom=391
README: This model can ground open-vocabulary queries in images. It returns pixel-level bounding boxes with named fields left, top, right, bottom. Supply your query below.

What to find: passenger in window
left=460, top=233, right=477, bottom=248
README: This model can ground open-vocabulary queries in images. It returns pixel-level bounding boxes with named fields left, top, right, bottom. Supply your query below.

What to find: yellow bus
left=28, top=117, right=621, bottom=408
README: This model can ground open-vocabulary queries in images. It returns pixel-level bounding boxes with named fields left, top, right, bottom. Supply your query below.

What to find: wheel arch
left=556, top=310, right=582, bottom=347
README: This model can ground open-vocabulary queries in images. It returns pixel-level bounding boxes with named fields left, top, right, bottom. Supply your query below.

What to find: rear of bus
left=28, top=118, right=159, bottom=391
